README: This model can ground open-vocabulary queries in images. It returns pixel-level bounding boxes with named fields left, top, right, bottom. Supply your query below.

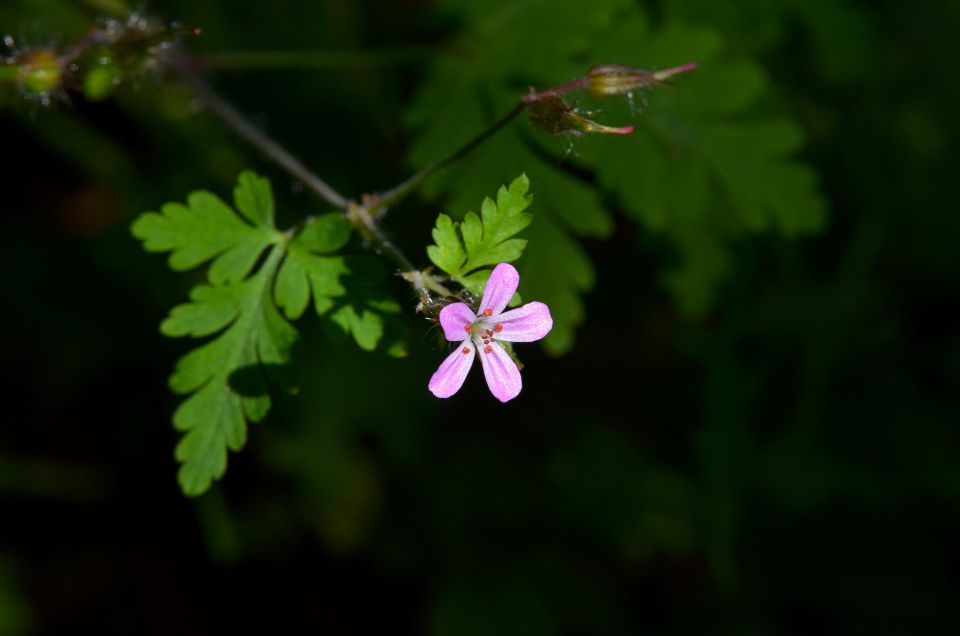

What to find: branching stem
left=165, top=50, right=606, bottom=298
left=170, top=60, right=437, bottom=292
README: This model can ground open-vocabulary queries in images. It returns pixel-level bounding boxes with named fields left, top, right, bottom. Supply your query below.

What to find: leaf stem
left=370, top=102, right=526, bottom=216
left=368, top=75, right=599, bottom=217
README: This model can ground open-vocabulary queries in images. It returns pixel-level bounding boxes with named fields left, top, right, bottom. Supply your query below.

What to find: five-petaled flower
left=429, top=263, right=553, bottom=403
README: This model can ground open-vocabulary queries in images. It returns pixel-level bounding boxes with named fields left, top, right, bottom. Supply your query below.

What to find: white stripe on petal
left=429, top=342, right=476, bottom=398
left=479, top=263, right=519, bottom=317
left=495, top=301, right=553, bottom=343
left=479, top=342, right=522, bottom=403
left=438, top=302, right=477, bottom=341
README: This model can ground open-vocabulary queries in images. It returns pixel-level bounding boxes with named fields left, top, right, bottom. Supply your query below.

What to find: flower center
left=470, top=318, right=503, bottom=354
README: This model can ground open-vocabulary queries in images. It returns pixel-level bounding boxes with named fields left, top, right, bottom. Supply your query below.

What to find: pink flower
left=429, top=263, right=553, bottom=403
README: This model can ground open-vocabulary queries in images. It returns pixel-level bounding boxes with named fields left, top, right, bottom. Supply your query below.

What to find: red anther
left=494, top=324, right=503, bottom=333
left=483, top=309, right=493, bottom=316
left=461, top=347, right=470, bottom=354
left=464, top=324, right=473, bottom=333
left=484, top=346, right=492, bottom=354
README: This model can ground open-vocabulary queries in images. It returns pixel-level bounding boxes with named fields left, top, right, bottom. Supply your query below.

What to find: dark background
left=2, top=0, right=959, bottom=634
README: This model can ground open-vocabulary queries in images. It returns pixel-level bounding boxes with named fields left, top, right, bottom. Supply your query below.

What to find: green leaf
left=461, top=173, right=533, bottom=271
left=427, top=174, right=533, bottom=296
left=274, top=213, right=353, bottom=321
left=233, top=171, right=275, bottom=227
left=131, top=170, right=279, bottom=284
left=160, top=282, right=247, bottom=338
left=426, top=214, right=467, bottom=276
left=132, top=173, right=310, bottom=495
left=166, top=247, right=298, bottom=496
left=277, top=221, right=406, bottom=355
left=660, top=222, right=732, bottom=317
left=134, top=173, right=404, bottom=495
left=457, top=269, right=493, bottom=297
left=322, top=258, right=407, bottom=357
left=581, top=17, right=828, bottom=313
left=294, top=213, right=352, bottom=252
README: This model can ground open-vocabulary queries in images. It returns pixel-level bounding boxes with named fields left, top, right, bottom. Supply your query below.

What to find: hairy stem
left=369, top=103, right=526, bottom=216
left=169, top=59, right=439, bottom=293
left=167, top=53, right=607, bottom=298
left=182, top=74, right=349, bottom=209
left=521, top=77, right=589, bottom=103
left=347, top=202, right=415, bottom=275
left=368, top=74, right=600, bottom=216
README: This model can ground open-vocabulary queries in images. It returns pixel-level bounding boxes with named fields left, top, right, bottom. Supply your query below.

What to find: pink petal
left=479, top=263, right=520, bottom=317
left=438, top=302, right=477, bottom=341
left=429, top=342, right=476, bottom=398
left=494, top=301, right=553, bottom=342
left=478, top=342, right=522, bottom=403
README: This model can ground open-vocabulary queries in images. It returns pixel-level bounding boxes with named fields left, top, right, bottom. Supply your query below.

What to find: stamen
left=483, top=309, right=493, bottom=316
left=461, top=347, right=470, bottom=354
left=494, top=324, right=503, bottom=333
left=484, top=346, right=492, bottom=354
left=464, top=324, right=473, bottom=333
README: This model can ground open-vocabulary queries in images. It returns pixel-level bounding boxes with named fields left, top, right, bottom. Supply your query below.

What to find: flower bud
left=588, top=62, right=697, bottom=98
left=528, top=95, right=633, bottom=136
left=16, top=49, right=62, bottom=94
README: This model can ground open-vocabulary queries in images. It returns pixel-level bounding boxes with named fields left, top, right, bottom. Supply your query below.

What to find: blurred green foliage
left=1, top=0, right=959, bottom=635
left=407, top=0, right=827, bottom=351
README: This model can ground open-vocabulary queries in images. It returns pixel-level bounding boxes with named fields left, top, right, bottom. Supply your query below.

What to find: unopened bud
left=588, top=62, right=697, bottom=98
left=528, top=95, right=633, bottom=136
left=17, top=49, right=62, bottom=94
